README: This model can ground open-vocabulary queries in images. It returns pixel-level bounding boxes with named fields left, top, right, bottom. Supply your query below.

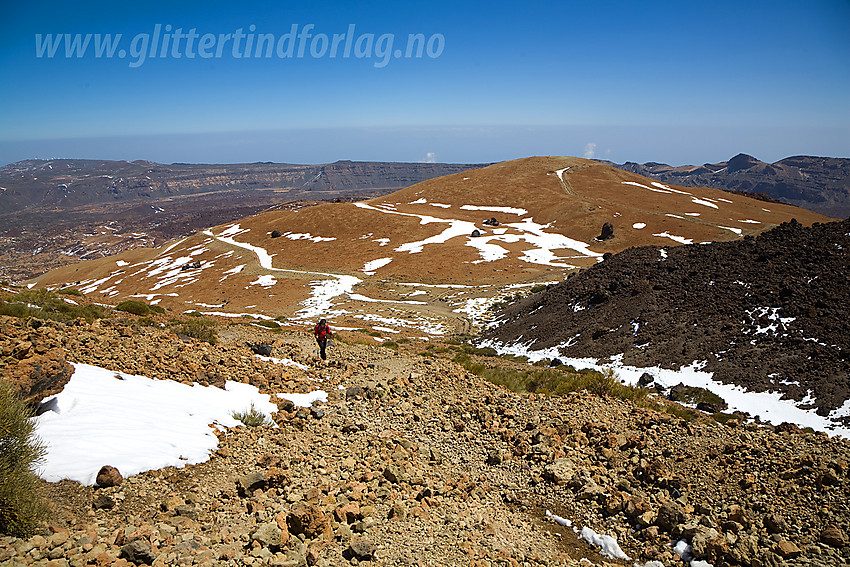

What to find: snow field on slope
left=34, top=363, right=313, bottom=485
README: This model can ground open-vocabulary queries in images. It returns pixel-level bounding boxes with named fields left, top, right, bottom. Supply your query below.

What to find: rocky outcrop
left=485, top=218, right=850, bottom=416
left=0, top=318, right=73, bottom=407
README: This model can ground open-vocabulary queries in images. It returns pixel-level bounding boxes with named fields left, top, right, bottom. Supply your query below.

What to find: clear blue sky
left=1, top=0, right=848, bottom=166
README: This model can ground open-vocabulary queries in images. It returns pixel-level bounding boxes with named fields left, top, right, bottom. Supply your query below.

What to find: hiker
left=314, top=318, right=332, bottom=360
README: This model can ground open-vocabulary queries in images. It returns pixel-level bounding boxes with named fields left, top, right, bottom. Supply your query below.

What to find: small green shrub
left=530, top=284, right=549, bottom=293
left=231, top=404, right=271, bottom=427
left=452, top=352, right=648, bottom=402
left=175, top=318, right=218, bottom=345
left=381, top=341, right=399, bottom=350
left=0, top=381, right=49, bottom=537
left=149, top=305, right=165, bottom=314
left=0, top=289, right=105, bottom=323
left=668, top=384, right=728, bottom=411
left=116, top=300, right=152, bottom=316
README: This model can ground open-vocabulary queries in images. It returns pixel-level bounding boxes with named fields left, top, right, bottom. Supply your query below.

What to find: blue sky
left=1, top=0, right=848, bottom=166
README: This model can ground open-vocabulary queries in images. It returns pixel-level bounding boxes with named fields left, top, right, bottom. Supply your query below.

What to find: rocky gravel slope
left=1, top=316, right=849, bottom=566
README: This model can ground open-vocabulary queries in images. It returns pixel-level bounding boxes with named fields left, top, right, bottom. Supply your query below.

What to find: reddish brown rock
left=821, top=524, right=847, bottom=547
left=287, top=503, right=332, bottom=540
left=95, top=465, right=123, bottom=487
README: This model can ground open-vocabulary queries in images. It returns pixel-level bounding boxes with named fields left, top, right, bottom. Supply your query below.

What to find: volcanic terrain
left=30, top=156, right=829, bottom=338
left=483, top=217, right=850, bottom=426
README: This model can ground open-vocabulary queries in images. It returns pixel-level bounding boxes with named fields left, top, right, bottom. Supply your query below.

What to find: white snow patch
left=691, top=197, right=719, bottom=209
left=621, top=181, right=670, bottom=194
left=296, top=275, right=361, bottom=320
left=362, top=257, right=393, bottom=275
left=255, top=355, right=309, bottom=370
left=34, top=363, right=278, bottom=485
left=372, top=326, right=400, bottom=334
left=429, top=202, right=451, bottom=208
left=579, top=527, right=630, bottom=560
left=409, top=198, right=427, bottom=204
left=553, top=167, right=570, bottom=183
left=632, top=222, right=646, bottom=229
left=718, top=226, right=743, bottom=235
left=545, top=510, right=572, bottom=527
left=219, top=264, right=245, bottom=282
left=249, top=275, right=277, bottom=288
left=284, top=232, right=336, bottom=243
left=460, top=204, right=528, bottom=215
left=349, top=293, right=426, bottom=305
left=653, top=232, right=694, bottom=245
left=197, top=311, right=275, bottom=320
left=116, top=260, right=129, bottom=267
left=739, top=219, right=761, bottom=224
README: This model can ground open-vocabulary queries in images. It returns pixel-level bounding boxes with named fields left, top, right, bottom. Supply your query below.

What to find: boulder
left=95, top=465, right=123, bottom=487
left=271, top=230, right=282, bottom=238
left=691, top=526, right=728, bottom=560
left=543, top=458, right=576, bottom=485
left=252, top=521, right=282, bottom=548
left=237, top=471, right=267, bottom=496
left=345, top=536, right=376, bottom=560
left=287, top=503, right=331, bottom=540
left=820, top=524, right=847, bottom=547
left=248, top=343, right=273, bottom=357
left=774, top=540, right=802, bottom=558
left=597, top=222, right=614, bottom=241
left=120, top=540, right=157, bottom=565
left=656, top=499, right=686, bottom=530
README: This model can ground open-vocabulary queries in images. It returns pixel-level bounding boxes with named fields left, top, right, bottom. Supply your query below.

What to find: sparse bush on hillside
left=116, top=300, right=153, bottom=316
left=0, top=289, right=105, bottom=323
left=231, top=404, right=271, bottom=427
left=459, top=344, right=498, bottom=357
left=668, top=384, right=728, bottom=411
left=453, top=351, right=704, bottom=421
left=175, top=318, right=218, bottom=345
left=381, top=341, right=399, bottom=351
left=0, top=381, right=49, bottom=537
left=454, top=351, right=644, bottom=400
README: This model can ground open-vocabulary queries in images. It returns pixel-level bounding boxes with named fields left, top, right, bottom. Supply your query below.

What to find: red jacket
left=314, top=323, right=331, bottom=340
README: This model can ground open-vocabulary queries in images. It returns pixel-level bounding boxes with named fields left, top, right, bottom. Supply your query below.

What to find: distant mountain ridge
left=602, top=154, right=850, bottom=218
left=0, top=158, right=488, bottom=213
